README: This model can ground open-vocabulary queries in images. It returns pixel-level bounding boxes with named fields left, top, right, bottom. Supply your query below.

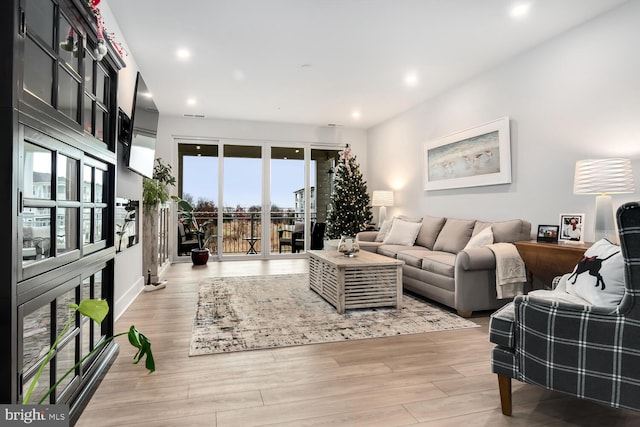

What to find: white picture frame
left=423, top=116, right=511, bottom=191
left=559, top=213, right=586, bottom=242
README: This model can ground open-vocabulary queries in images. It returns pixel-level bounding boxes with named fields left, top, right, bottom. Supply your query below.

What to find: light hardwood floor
left=77, top=259, right=640, bottom=426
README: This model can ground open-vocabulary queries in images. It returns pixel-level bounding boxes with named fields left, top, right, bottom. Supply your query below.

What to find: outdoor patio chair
left=279, top=222, right=304, bottom=253
left=178, top=222, right=200, bottom=255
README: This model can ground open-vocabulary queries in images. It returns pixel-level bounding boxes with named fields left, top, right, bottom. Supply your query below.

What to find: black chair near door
left=310, top=222, right=326, bottom=250
left=178, top=223, right=199, bottom=255
left=278, top=222, right=305, bottom=253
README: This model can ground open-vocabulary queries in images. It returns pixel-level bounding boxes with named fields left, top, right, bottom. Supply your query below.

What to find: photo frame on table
left=559, top=213, right=586, bottom=242
left=423, top=116, right=511, bottom=191
left=537, top=225, right=559, bottom=243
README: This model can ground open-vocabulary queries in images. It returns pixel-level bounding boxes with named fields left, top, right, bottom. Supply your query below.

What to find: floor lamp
left=573, top=158, right=635, bottom=243
left=372, top=190, right=394, bottom=226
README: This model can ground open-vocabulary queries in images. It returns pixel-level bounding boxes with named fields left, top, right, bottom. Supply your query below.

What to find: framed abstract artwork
left=423, top=116, right=511, bottom=191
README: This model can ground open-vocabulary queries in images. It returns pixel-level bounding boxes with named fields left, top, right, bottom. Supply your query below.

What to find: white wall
left=156, top=116, right=367, bottom=166
left=366, top=1, right=640, bottom=242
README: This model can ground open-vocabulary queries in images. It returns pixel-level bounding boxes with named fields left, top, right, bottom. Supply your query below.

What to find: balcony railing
left=180, top=211, right=315, bottom=255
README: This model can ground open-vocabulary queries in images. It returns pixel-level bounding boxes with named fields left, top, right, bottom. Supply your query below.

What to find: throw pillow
left=565, top=239, right=625, bottom=307
left=464, top=226, right=494, bottom=249
left=432, top=218, right=476, bottom=253
left=375, top=219, right=394, bottom=242
left=382, top=219, right=422, bottom=246
left=415, top=216, right=446, bottom=249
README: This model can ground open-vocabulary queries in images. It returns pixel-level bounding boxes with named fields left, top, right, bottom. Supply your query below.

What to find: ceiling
left=107, top=0, right=627, bottom=129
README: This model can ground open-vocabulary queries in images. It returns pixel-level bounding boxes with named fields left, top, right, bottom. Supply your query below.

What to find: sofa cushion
left=421, top=251, right=456, bottom=277
left=464, top=226, right=494, bottom=249
left=383, top=219, right=422, bottom=246
left=396, top=214, right=423, bottom=223
left=415, top=216, right=446, bottom=250
left=377, top=244, right=412, bottom=258
left=375, top=219, right=394, bottom=242
left=475, top=219, right=529, bottom=243
left=396, top=248, right=433, bottom=268
left=375, top=215, right=422, bottom=242
left=433, top=218, right=476, bottom=253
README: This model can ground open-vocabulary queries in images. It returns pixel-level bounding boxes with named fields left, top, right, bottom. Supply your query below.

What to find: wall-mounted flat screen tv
left=125, top=72, right=158, bottom=179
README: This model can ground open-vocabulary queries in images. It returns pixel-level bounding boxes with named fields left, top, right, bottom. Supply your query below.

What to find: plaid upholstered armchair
left=490, top=201, right=640, bottom=415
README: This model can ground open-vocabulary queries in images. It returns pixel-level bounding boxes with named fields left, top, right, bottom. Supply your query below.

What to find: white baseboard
left=114, top=275, right=145, bottom=321
left=114, top=260, right=172, bottom=321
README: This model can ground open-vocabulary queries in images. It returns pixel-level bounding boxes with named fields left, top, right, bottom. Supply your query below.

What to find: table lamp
left=372, top=190, right=394, bottom=225
left=573, top=158, right=635, bottom=243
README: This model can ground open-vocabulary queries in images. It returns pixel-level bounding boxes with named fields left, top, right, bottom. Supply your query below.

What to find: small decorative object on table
left=338, top=235, right=360, bottom=257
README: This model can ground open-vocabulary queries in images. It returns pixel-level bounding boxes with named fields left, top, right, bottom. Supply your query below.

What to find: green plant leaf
left=128, top=325, right=156, bottom=373
left=73, top=299, right=109, bottom=324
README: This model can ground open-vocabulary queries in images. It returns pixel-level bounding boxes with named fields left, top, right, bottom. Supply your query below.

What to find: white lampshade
left=371, top=190, right=394, bottom=226
left=573, top=158, right=635, bottom=195
left=573, top=158, right=635, bottom=242
left=372, top=191, right=394, bottom=207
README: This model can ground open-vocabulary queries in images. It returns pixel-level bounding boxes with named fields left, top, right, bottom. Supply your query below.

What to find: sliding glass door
left=222, top=144, right=262, bottom=256
left=177, top=143, right=219, bottom=257
left=270, top=147, right=306, bottom=255
left=177, top=141, right=340, bottom=260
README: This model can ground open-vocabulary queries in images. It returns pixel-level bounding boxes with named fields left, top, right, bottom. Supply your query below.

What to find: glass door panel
left=222, top=145, right=262, bottom=256
left=178, top=144, right=219, bottom=257
left=270, top=147, right=306, bottom=254
left=310, top=149, right=340, bottom=249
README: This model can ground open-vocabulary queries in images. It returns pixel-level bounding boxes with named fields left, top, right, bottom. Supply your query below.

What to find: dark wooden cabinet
left=1, top=0, right=125, bottom=422
left=514, top=240, right=593, bottom=290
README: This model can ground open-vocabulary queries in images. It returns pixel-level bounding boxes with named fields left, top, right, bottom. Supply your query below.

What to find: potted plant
left=173, top=196, right=213, bottom=265
left=23, top=299, right=154, bottom=405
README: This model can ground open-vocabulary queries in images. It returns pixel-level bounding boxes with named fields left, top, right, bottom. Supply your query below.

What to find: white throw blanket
left=487, top=242, right=527, bottom=299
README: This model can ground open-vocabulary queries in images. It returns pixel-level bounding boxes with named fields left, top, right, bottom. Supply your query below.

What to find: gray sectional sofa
left=356, top=215, right=531, bottom=317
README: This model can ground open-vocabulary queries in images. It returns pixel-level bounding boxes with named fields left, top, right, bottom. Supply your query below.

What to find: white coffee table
left=308, top=249, right=404, bottom=314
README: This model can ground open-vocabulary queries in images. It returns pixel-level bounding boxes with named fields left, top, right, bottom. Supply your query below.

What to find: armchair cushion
left=489, top=302, right=516, bottom=348
left=565, top=239, right=625, bottom=307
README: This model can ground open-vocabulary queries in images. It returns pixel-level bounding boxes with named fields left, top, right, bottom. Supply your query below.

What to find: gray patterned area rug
left=189, top=273, right=479, bottom=356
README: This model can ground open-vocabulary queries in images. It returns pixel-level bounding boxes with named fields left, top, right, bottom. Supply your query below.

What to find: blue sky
left=182, top=156, right=316, bottom=208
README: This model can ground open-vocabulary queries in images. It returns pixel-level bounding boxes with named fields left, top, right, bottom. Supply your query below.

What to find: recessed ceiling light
left=352, top=111, right=361, bottom=119
left=404, top=72, right=418, bottom=86
left=187, top=98, right=197, bottom=106
left=510, top=3, right=530, bottom=18
left=176, top=49, right=191, bottom=60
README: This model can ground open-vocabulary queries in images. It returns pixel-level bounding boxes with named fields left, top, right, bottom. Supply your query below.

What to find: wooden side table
left=514, top=240, right=593, bottom=290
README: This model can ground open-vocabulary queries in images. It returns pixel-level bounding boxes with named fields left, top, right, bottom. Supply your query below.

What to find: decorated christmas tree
left=326, top=145, right=373, bottom=239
